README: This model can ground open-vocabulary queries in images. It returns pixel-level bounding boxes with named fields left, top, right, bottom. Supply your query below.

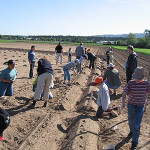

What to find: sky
left=0, top=0, right=150, bottom=36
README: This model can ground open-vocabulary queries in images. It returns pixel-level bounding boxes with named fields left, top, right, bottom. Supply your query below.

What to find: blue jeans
left=0, top=81, right=13, bottom=96
left=63, top=67, right=71, bottom=81
left=127, top=103, right=144, bottom=144
left=29, top=62, right=35, bottom=78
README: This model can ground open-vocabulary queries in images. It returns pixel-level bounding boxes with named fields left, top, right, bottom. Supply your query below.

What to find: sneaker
left=128, top=131, right=133, bottom=138
left=29, top=100, right=36, bottom=109
left=131, top=142, right=138, bottom=150
left=0, top=96, right=6, bottom=100
left=68, top=83, right=72, bottom=86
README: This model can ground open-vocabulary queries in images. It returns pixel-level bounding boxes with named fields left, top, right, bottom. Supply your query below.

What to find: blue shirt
left=64, top=61, right=76, bottom=71
left=0, top=68, right=18, bottom=82
left=28, top=50, right=36, bottom=62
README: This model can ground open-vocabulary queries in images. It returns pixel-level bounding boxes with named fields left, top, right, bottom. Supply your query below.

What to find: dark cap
left=8, top=60, right=15, bottom=65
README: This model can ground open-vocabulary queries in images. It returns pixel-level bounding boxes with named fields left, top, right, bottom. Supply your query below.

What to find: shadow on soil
left=57, top=114, right=99, bottom=150
left=5, top=97, right=32, bottom=116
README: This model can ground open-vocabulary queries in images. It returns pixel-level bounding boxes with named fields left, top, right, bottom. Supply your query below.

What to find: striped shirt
left=125, top=80, right=150, bottom=105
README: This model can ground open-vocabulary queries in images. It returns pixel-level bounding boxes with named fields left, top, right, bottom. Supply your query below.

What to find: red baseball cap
left=94, top=77, right=103, bottom=86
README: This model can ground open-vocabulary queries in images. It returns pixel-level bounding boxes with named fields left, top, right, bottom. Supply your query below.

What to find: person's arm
left=103, top=70, right=107, bottom=81
left=61, top=49, right=63, bottom=55
left=0, top=78, right=12, bottom=83
left=28, top=51, right=31, bottom=64
left=122, top=92, right=127, bottom=109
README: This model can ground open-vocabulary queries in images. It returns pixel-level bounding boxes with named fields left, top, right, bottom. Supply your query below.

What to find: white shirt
left=96, top=82, right=110, bottom=111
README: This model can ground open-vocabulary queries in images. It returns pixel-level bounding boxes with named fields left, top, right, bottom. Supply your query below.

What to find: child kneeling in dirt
left=92, top=77, right=119, bottom=118
left=0, top=107, right=10, bottom=141
left=33, top=76, right=53, bottom=100
left=63, top=59, right=79, bottom=86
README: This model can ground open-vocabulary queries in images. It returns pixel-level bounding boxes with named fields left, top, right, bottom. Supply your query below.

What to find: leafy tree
left=0, top=34, right=2, bottom=38
left=126, top=33, right=137, bottom=46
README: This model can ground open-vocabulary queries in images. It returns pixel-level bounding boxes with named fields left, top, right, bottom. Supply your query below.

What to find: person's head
left=31, top=46, right=35, bottom=51
left=42, top=56, right=51, bottom=63
left=74, top=59, right=79, bottom=65
left=80, top=43, right=83, bottom=46
left=94, top=77, right=103, bottom=86
left=4, top=60, right=15, bottom=70
left=69, top=47, right=71, bottom=51
left=107, top=63, right=115, bottom=69
left=86, top=49, right=90, bottom=54
left=132, top=67, right=144, bottom=83
left=127, top=45, right=134, bottom=54
left=59, top=42, right=61, bottom=45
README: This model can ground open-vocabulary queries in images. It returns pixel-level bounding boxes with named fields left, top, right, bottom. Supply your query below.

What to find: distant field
left=0, top=40, right=103, bottom=46
left=112, top=46, right=150, bottom=55
left=0, top=40, right=150, bottom=55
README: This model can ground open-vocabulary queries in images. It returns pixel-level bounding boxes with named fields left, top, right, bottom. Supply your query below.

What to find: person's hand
left=29, top=61, right=31, bottom=65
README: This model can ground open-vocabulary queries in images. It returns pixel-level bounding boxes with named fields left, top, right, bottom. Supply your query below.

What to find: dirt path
left=0, top=43, right=150, bottom=150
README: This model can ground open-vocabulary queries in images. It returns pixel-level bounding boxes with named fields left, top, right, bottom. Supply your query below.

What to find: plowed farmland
left=0, top=43, right=149, bottom=150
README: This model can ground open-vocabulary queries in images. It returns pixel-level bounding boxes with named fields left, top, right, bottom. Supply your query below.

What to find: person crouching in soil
left=0, top=107, right=10, bottom=141
left=30, top=56, right=53, bottom=108
left=92, top=77, right=118, bottom=118
left=63, top=59, right=79, bottom=86
left=103, top=63, right=121, bottom=95
left=122, top=67, right=150, bottom=150
left=0, top=60, right=18, bottom=99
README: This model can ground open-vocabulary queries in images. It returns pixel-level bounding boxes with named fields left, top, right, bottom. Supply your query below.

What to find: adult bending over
left=0, top=60, right=18, bottom=99
left=30, top=57, right=53, bottom=108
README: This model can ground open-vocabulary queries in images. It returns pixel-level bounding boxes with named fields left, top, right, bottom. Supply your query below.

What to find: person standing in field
left=75, top=43, right=85, bottom=59
left=55, top=42, right=63, bottom=65
left=122, top=67, right=150, bottom=150
left=30, top=56, right=53, bottom=108
left=109, top=48, right=114, bottom=64
left=106, top=47, right=111, bottom=65
left=126, top=45, right=138, bottom=83
left=28, top=46, right=36, bottom=79
left=68, top=47, right=72, bottom=62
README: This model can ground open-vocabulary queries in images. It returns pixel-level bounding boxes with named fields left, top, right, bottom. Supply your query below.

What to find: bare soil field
left=0, top=43, right=149, bottom=150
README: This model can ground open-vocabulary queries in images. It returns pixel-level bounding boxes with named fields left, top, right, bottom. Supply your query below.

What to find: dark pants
left=126, top=70, right=133, bottom=83
left=96, top=106, right=103, bottom=117
left=107, top=56, right=110, bottom=65
left=29, top=62, right=35, bottom=78
left=89, top=58, right=96, bottom=69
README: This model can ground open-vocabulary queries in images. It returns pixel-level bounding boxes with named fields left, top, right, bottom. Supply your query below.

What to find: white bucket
left=103, top=144, right=115, bottom=150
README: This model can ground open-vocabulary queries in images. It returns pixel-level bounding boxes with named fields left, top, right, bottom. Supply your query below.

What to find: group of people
left=0, top=44, right=149, bottom=150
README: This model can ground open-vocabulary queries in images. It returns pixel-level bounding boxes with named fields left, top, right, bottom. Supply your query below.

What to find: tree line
left=0, top=29, right=150, bottom=49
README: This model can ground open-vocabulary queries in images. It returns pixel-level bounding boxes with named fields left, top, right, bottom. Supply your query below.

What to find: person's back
left=37, top=59, right=53, bottom=76
left=64, top=61, right=75, bottom=70
left=75, top=44, right=85, bottom=58
left=55, top=44, right=63, bottom=53
left=104, top=68, right=121, bottom=87
left=97, top=82, right=110, bottom=111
